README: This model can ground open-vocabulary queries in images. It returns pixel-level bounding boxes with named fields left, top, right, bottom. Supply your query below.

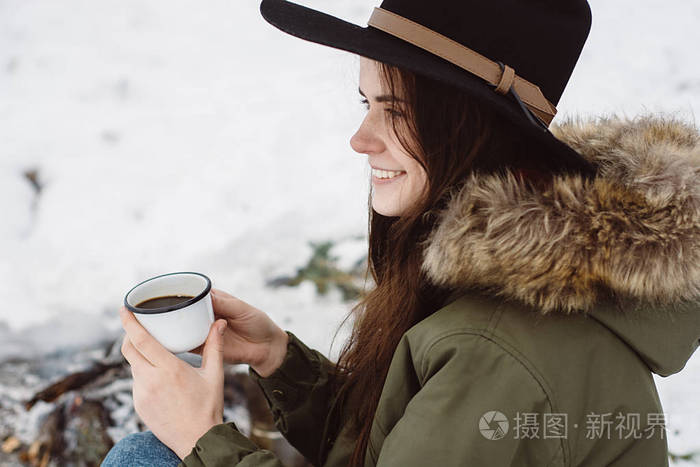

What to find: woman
left=104, top=0, right=700, bottom=466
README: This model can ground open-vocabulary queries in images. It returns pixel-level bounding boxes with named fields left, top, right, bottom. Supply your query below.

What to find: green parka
left=180, top=115, right=700, bottom=466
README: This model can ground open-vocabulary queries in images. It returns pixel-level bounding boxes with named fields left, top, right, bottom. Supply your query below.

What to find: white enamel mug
left=123, top=271, right=215, bottom=354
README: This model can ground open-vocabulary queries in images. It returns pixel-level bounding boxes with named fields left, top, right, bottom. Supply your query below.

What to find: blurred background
left=1, top=0, right=698, bottom=463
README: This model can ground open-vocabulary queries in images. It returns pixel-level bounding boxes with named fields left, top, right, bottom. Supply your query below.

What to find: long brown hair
left=330, top=59, right=593, bottom=466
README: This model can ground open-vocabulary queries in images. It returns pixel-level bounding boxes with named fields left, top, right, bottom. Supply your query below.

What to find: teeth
left=372, top=168, right=404, bottom=179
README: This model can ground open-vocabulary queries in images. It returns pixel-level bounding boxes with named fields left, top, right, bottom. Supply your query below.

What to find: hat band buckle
left=367, top=7, right=556, bottom=130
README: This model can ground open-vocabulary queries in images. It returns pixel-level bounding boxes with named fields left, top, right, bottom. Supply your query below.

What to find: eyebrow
left=358, top=87, right=404, bottom=103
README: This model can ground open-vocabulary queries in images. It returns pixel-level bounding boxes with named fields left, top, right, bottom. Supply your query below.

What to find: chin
left=372, top=203, right=402, bottom=218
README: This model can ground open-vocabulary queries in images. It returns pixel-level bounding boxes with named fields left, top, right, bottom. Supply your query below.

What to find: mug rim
left=124, top=271, right=212, bottom=315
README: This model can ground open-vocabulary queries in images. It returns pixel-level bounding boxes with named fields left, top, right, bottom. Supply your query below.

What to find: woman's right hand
left=192, top=287, right=289, bottom=378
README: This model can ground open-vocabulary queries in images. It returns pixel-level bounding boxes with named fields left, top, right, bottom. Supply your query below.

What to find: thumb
left=211, top=290, right=249, bottom=320
left=201, top=319, right=226, bottom=377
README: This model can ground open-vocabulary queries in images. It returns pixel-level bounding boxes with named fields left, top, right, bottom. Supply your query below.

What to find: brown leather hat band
left=495, top=65, right=516, bottom=96
left=367, top=7, right=557, bottom=126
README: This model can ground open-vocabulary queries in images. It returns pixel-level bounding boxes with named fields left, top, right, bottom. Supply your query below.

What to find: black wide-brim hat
left=259, top=0, right=596, bottom=175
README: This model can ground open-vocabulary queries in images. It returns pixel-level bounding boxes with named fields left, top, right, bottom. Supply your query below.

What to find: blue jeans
left=102, top=431, right=182, bottom=467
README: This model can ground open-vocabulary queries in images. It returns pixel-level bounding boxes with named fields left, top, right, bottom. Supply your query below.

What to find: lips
left=372, top=171, right=407, bottom=185
left=371, top=166, right=404, bottom=171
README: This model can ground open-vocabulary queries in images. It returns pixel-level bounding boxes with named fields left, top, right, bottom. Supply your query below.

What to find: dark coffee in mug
left=135, top=295, right=194, bottom=309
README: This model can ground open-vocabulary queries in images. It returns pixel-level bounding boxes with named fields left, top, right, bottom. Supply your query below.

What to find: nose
left=350, top=114, right=383, bottom=156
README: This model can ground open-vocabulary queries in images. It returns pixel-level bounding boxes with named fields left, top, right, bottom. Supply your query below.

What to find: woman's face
left=350, top=57, right=428, bottom=217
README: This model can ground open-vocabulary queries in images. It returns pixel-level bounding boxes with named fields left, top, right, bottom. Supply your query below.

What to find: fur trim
left=421, top=114, right=700, bottom=314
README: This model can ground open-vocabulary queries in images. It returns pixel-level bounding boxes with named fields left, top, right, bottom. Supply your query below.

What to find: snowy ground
left=1, top=0, right=698, bottom=460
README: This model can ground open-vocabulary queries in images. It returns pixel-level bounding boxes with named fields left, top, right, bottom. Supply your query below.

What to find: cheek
left=406, top=165, right=428, bottom=198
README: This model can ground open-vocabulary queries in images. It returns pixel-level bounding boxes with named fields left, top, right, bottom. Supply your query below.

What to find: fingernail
left=217, top=321, right=226, bottom=335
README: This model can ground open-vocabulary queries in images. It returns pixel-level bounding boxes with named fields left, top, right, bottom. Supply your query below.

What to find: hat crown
left=379, top=0, right=592, bottom=106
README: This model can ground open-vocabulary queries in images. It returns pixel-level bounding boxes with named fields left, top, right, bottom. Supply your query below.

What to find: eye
left=359, top=98, right=404, bottom=118
left=385, top=108, right=404, bottom=118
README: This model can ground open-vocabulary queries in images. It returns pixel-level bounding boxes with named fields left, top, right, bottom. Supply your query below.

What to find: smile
left=371, top=168, right=406, bottom=180
left=372, top=169, right=406, bottom=184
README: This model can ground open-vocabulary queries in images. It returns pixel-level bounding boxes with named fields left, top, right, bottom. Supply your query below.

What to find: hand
left=119, top=306, right=226, bottom=460
left=191, top=288, right=289, bottom=377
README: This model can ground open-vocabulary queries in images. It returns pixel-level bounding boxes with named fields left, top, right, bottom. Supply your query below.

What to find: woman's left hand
left=119, top=306, right=228, bottom=460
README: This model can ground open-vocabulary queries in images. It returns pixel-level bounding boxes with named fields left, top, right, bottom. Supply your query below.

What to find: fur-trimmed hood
left=422, top=114, right=700, bottom=375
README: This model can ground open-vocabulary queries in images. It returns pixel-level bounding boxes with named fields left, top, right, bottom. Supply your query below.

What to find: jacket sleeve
left=179, top=331, right=339, bottom=467
left=179, top=422, right=285, bottom=467
left=372, top=332, right=564, bottom=466
left=248, top=330, right=340, bottom=464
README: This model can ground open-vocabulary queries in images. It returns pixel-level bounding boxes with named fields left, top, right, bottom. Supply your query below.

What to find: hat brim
left=260, top=0, right=595, bottom=175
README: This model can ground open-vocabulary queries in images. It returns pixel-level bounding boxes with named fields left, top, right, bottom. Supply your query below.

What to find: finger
left=210, top=291, right=247, bottom=320
left=201, top=319, right=227, bottom=379
left=119, top=306, right=178, bottom=369
left=211, top=288, right=243, bottom=303
left=211, top=287, right=235, bottom=298
left=121, top=335, right=153, bottom=375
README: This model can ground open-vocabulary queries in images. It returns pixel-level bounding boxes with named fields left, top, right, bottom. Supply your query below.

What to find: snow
left=0, top=0, right=697, bottom=459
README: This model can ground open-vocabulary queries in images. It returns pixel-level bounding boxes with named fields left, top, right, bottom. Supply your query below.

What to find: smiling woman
left=102, top=0, right=700, bottom=466
left=350, top=55, right=561, bottom=218
left=350, top=57, right=428, bottom=217
left=330, top=53, right=594, bottom=467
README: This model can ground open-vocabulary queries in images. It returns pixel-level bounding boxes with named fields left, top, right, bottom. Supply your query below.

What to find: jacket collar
left=422, top=114, right=700, bottom=375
